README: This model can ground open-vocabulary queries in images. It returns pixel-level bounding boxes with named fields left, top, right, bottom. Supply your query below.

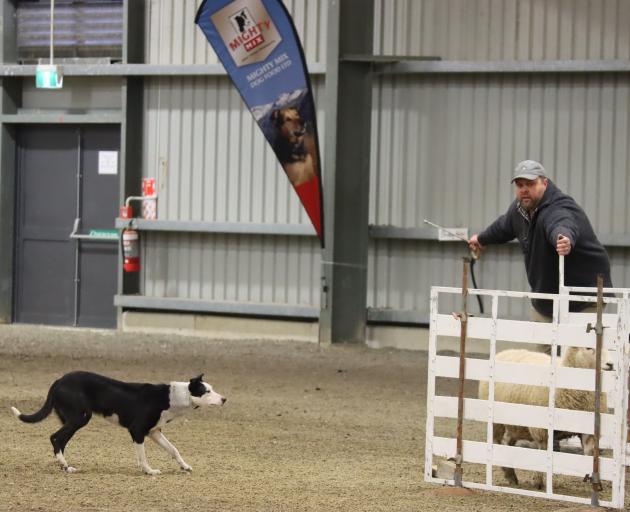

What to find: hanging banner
left=195, top=0, right=324, bottom=246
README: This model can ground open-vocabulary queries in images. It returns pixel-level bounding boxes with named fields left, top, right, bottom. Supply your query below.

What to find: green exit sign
left=35, top=65, right=63, bottom=89
left=89, top=230, right=119, bottom=240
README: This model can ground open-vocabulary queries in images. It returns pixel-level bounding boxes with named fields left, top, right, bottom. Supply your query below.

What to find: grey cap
left=512, top=160, right=547, bottom=182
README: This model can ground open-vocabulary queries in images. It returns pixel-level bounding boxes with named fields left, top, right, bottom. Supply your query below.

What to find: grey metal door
left=14, top=125, right=120, bottom=328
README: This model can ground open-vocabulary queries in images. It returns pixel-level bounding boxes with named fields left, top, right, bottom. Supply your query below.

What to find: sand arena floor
left=0, top=324, right=627, bottom=511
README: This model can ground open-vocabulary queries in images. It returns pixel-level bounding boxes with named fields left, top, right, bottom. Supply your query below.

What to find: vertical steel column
left=118, top=0, right=146, bottom=321
left=72, top=129, right=83, bottom=326
left=0, top=0, right=19, bottom=323
left=1, top=0, right=16, bottom=63
left=319, top=0, right=374, bottom=344
left=120, top=77, right=143, bottom=300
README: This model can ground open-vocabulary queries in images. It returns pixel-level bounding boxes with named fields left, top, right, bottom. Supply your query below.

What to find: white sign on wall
left=98, top=151, right=118, bottom=175
left=438, top=227, right=469, bottom=242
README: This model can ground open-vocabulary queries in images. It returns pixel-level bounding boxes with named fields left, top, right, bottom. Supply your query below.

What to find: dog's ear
left=188, top=374, right=206, bottom=397
left=271, top=109, right=282, bottom=126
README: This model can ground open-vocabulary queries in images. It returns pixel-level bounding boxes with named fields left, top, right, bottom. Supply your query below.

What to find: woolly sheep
left=478, top=346, right=610, bottom=489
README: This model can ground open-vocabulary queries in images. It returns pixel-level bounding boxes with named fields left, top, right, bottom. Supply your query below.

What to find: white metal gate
left=424, top=269, right=630, bottom=508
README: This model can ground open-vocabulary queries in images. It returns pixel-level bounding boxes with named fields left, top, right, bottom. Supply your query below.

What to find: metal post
left=72, top=129, right=83, bottom=327
left=318, top=0, right=374, bottom=344
left=50, top=0, right=55, bottom=65
left=0, top=1, right=19, bottom=323
left=454, top=258, right=470, bottom=487
left=586, top=274, right=605, bottom=506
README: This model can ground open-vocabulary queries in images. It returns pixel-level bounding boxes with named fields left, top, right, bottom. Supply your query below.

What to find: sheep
left=478, top=346, right=610, bottom=489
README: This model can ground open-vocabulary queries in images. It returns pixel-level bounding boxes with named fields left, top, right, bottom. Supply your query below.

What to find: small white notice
left=438, top=227, right=468, bottom=242
left=98, top=151, right=118, bottom=175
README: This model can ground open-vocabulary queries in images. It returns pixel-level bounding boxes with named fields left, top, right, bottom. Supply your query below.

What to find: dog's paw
left=144, top=468, right=161, bottom=476
left=181, top=463, right=192, bottom=472
left=64, top=466, right=78, bottom=473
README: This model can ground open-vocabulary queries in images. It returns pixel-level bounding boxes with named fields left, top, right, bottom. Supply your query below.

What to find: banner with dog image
left=195, top=0, right=324, bottom=246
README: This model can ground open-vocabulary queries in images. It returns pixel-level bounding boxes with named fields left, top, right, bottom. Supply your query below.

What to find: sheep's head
left=561, top=346, right=613, bottom=370
left=581, top=434, right=597, bottom=456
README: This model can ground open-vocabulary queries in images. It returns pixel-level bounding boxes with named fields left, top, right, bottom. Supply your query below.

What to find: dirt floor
left=0, top=324, right=627, bottom=512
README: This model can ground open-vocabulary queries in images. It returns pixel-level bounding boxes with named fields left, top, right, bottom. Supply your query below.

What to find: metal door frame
left=13, top=124, right=119, bottom=326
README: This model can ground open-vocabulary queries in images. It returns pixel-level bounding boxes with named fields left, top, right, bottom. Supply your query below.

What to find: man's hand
left=556, top=234, right=572, bottom=256
left=468, top=234, right=484, bottom=258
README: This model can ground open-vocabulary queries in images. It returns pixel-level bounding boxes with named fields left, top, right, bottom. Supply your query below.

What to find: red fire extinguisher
left=122, top=229, right=140, bottom=272
left=120, top=206, right=140, bottom=273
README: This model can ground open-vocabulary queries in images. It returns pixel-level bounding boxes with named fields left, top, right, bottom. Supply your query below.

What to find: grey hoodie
left=478, top=181, right=612, bottom=316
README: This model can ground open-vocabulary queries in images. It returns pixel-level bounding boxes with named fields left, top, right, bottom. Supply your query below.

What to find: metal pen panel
left=145, top=0, right=328, bottom=66
left=142, top=231, right=320, bottom=306
left=373, top=0, right=630, bottom=61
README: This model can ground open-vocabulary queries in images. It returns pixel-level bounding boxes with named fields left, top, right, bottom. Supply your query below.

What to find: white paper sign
left=98, top=151, right=118, bottom=175
left=438, top=227, right=469, bottom=242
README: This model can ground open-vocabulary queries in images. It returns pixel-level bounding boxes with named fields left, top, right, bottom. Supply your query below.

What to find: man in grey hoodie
left=468, top=160, right=612, bottom=323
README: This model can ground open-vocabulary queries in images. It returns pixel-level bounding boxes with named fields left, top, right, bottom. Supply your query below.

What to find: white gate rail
left=425, top=280, right=630, bottom=508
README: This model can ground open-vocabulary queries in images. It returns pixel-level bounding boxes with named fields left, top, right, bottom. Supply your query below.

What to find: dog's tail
left=11, top=380, right=57, bottom=423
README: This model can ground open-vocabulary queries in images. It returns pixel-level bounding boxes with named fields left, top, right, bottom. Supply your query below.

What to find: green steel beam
left=118, top=1, right=146, bottom=305
left=124, top=0, right=145, bottom=65
left=0, top=1, right=18, bottom=323
left=114, top=295, right=319, bottom=319
left=4, top=60, right=629, bottom=78
left=0, top=63, right=326, bottom=76
left=0, top=112, right=122, bottom=123
left=0, top=104, right=17, bottom=323
left=319, top=0, right=374, bottom=344
left=376, top=59, right=630, bottom=75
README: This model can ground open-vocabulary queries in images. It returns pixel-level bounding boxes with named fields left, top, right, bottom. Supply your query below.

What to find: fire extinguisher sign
left=195, top=0, right=324, bottom=247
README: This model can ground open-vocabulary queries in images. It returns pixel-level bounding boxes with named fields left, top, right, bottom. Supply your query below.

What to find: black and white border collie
left=10, top=371, right=226, bottom=475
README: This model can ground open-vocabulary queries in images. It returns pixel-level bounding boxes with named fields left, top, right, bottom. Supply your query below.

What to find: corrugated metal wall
left=373, top=0, right=630, bottom=60
left=143, top=76, right=325, bottom=224
left=370, top=73, right=630, bottom=231
left=22, top=77, right=122, bottom=110
left=368, top=0, right=630, bottom=319
left=139, top=0, right=630, bottom=320
left=140, top=0, right=326, bottom=306
left=143, top=232, right=320, bottom=305
left=369, top=242, right=630, bottom=319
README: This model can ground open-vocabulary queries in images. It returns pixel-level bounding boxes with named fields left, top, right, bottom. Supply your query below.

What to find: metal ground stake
left=454, top=258, right=470, bottom=487
left=586, top=274, right=605, bottom=506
